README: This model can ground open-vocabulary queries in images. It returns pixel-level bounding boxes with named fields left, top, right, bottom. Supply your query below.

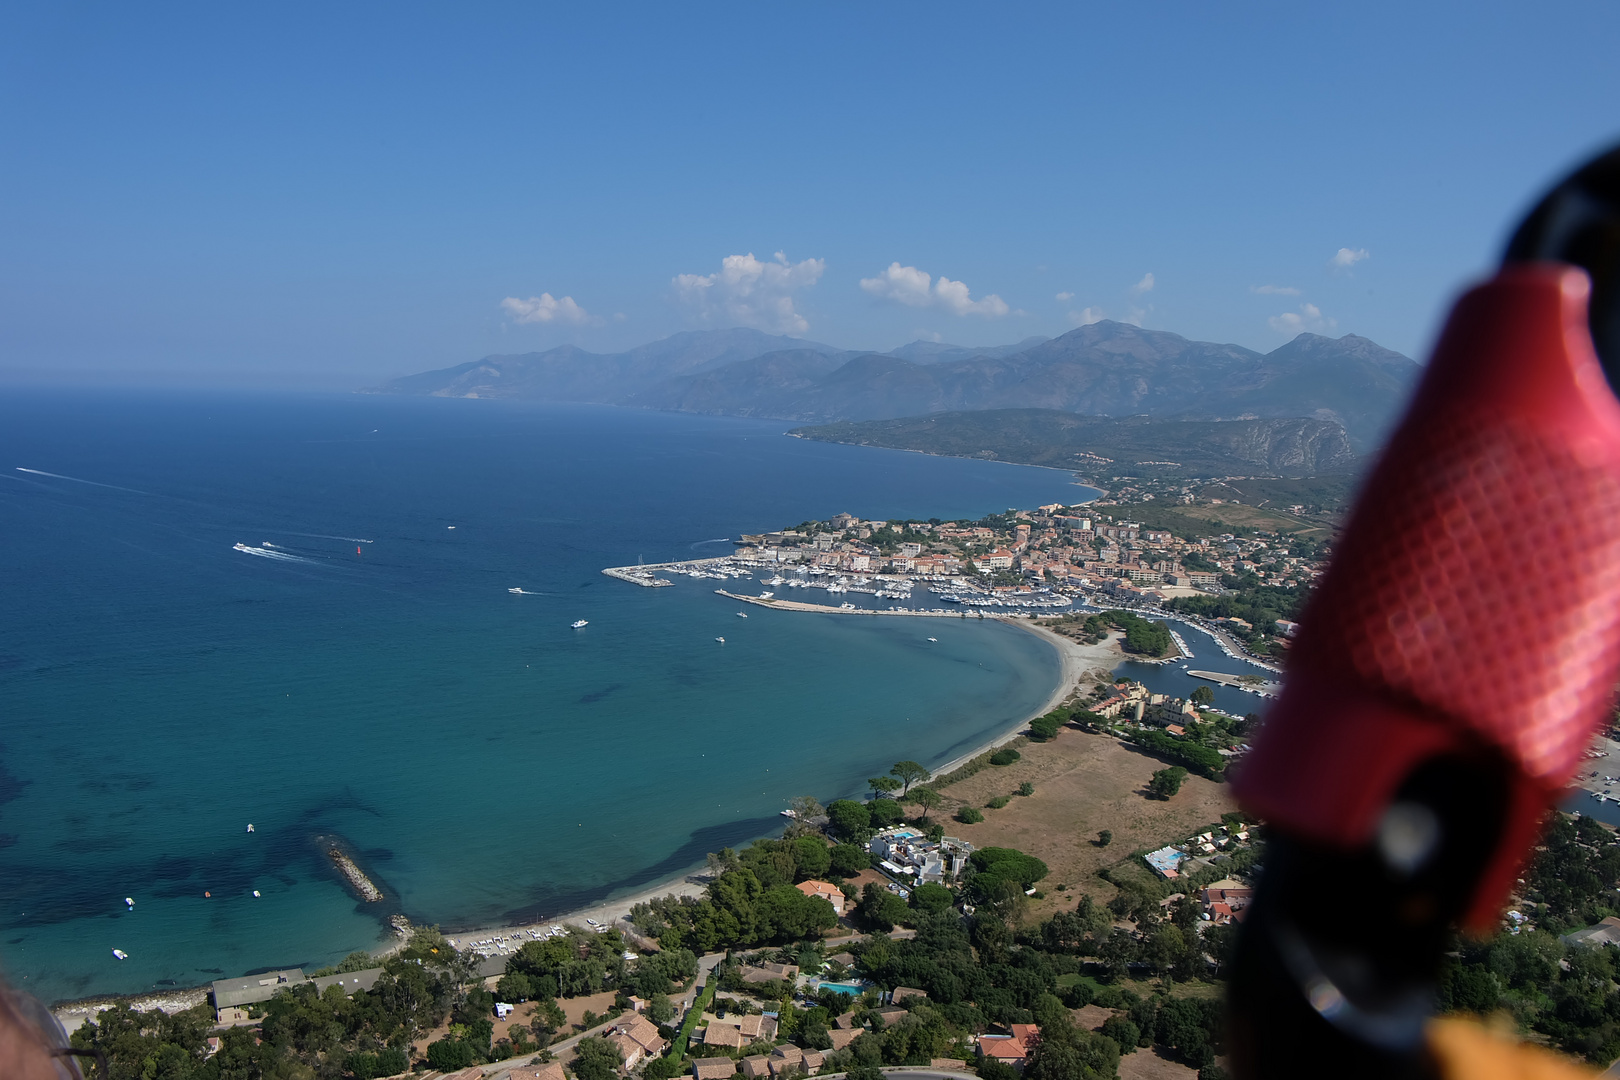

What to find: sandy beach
left=927, top=620, right=1123, bottom=778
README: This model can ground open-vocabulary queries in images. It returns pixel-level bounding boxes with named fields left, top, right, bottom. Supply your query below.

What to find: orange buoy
left=204, top=891, right=211, bottom=897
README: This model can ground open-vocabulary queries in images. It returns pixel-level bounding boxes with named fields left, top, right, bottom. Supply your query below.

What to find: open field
left=929, top=728, right=1237, bottom=924
left=1147, top=500, right=1328, bottom=536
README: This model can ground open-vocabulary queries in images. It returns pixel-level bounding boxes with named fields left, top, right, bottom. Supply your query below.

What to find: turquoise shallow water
left=0, top=390, right=1089, bottom=1003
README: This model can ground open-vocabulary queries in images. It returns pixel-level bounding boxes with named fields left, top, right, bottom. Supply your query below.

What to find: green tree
left=890, top=760, right=931, bottom=795
left=1101, top=1015, right=1140, bottom=1050
left=909, top=787, right=942, bottom=824
left=956, top=806, right=985, bottom=824
left=1017, top=782, right=1034, bottom=796
left=868, top=798, right=905, bottom=828
left=790, top=795, right=826, bottom=821
left=426, top=1036, right=476, bottom=1071
left=911, top=882, right=955, bottom=912
left=858, top=883, right=910, bottom=931
left=572, top=1035, right=623, bottom=1080
left=868, top=776, right=902, bottom=797
left=1149, top=766, right=1188, bottom=799
left=829, top=842, right=870, bottom=876
left=1191, top=685, right=1215, bottom=705
left=990, top=747, right=1021, bottom=766
left=647, top=992, right=675, bottom=1024
left=1096, top=829, right=1113, bottom=847
left=826, top=799, right=873, bottom=842
left=496, top=971, right=532, bottom=1002
left=790, top=836, right=832, bottom=880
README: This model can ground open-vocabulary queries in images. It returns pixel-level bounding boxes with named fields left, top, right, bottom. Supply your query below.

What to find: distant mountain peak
left=371, top=323, right=1420, bottom=447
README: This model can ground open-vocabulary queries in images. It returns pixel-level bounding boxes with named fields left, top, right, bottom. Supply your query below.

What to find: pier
left=717, top=589, right=976, bottom=618
left=1187, top=669, right=1281, bottom=698
left=327, top=848, right=384, bottom=903
left=602, top=566, right=675, bottom=587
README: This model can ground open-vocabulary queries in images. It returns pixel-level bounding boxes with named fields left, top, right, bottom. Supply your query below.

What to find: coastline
left=52, top=615, right=1103, bottom=1027
left=926, top=620, right=1122, bottom=779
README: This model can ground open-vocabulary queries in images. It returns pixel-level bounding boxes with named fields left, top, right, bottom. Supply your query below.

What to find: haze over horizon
left=3, top=3, right=1619, bottom=389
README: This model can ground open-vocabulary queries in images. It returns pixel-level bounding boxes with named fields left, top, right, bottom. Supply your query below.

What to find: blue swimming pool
left=818, top=981, right=869, bottom=996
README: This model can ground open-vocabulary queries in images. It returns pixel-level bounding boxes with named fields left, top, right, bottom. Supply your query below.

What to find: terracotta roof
left=891, top=986, right=927, bottom=1003
left=612, top=1014, right=668, bottom=1053
left=692, top=1057, right=739, bottom=1080
left=827, top=1028, right=861, bottom=1050
left=740, top=1054, right=773, bottom=1078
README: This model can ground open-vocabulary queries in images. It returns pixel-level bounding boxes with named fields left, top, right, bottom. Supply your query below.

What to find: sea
left=0, top=388, right=1097, bottom=1004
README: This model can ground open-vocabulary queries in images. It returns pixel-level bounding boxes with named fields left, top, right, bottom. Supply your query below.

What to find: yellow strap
left=1428, top=1017, right=1597, bottom=1080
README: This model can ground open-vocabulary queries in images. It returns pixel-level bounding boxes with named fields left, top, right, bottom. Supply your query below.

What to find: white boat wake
left=233, top=542, right=315, bottom=563
left=15, top=467, right=150, bottom=495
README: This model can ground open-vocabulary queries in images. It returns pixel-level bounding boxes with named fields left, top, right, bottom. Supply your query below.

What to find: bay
left=0, top=389, right=1091, bottom=1003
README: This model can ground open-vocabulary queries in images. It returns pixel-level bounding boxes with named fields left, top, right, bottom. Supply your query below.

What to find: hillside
left=791, top=410, right=1361, bottom=479
left=372, top=321, right=1420, bottom=447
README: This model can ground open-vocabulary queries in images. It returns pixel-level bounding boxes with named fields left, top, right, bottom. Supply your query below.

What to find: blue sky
left=3, top=2, right=1619, bottom=386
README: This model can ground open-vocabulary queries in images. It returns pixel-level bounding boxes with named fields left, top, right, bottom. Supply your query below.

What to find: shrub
left=956, top=806, right=985, bottom=824
left=1028, top=713, right=1064, bottom=740
left=987, top=795, right=1011, bottom=809
left=1016, top=782, right=1034, bottom=796
left=990, top=747, right=1021, bottom=766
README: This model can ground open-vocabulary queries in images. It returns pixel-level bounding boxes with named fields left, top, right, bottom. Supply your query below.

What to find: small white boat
left=112, top=949, right=128, bottom=960
left=124, top=897, right=134, bottom=908
left=736, top=612, right=748, bottom=618
left=759, top=592, right=774, bottom=599
left=572, top=620, right=589, bottom=629
left=509, top=588, right=524, bottom=594
left=715, top=636, right=725, bottom=643
left=252, top=890, right=261, bottom=897
left=927, top=637, right=937, bottom=642
left=780, top=809, right=797, bottom=818
left=447, top=525, right=456, bottom=529
left=246, top=824, right=254, bottom=833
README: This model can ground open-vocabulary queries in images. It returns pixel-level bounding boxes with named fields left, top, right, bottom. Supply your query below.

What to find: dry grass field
left=932, top=726, right=1237, bottom=924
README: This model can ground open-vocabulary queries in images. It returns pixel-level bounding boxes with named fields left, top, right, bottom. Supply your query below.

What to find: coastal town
left=49, top=497, right=1620, bottom=1080
left=604, top=499, right=1323, bottom=671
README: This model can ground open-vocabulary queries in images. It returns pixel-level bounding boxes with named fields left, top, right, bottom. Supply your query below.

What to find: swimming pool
left=818, top=981, right=869, bottom=997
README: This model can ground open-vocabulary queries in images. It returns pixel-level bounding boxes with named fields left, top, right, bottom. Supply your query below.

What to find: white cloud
left=1067, top=306, right=1105, bottom=326
left=501, top=293, right=595, bottom=326
left=1055, top=291, right=1074, bottom=302
left=860, top=262, right=1010, bottom=318
left=673, top=251, right=825, bottom=334
left=1251, top=284, right=1301, bottom=295
left=1329, top=247, right=1370, bottom=270
left=1269, top=302, right=1337, bottom=336
left=934, top=276, right=1010, bottom=317
left=1131, top=272, right=1155, bottom=294
left=860, top=262, right=935, bottom=307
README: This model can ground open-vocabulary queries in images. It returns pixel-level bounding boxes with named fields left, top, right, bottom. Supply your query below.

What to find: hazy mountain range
left=370, top=322, right=1420, bottom=448
left=792, top=411, right=1360, bottom=479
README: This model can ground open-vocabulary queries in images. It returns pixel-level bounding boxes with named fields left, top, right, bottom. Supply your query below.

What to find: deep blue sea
left=0, top=390, right=1093, bottom=1004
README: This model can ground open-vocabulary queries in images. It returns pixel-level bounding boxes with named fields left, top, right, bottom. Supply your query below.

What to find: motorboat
left=736, top=612, right=748, bottom=618
left=572, top=620, right=589, bottom=629
left=715, top=636, right=725, bottom=643
left=112, top=949, right=128, bottom=960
